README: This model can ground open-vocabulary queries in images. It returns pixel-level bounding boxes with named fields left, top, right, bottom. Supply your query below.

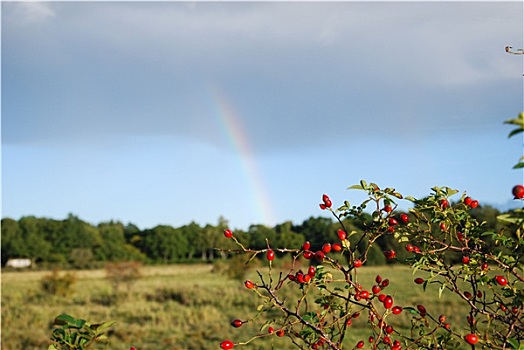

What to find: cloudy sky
left=2, top=1, right=523, bottom=230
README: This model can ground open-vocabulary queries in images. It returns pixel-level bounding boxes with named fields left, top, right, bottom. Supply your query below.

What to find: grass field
left=1, top=263, right=473, bottom=349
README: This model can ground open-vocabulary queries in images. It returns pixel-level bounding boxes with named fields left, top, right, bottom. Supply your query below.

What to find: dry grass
left=1, top=264, right=472, bottom=349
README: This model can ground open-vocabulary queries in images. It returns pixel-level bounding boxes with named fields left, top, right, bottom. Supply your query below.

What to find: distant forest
left=1, top=204, right=510, bottom=269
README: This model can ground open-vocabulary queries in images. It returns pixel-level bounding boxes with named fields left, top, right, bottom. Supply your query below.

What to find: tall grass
left=1, top=264, right=471, bottom=349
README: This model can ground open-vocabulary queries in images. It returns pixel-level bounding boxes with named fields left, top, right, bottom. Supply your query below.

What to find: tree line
left=1, top=204, right=509, bottom=269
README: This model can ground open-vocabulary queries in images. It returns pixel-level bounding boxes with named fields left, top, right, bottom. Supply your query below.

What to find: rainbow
left=211, top=87, right=276, bottom=227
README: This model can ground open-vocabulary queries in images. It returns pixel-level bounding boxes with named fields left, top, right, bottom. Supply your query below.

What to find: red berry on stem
left=464, top=196, right=472, bottom=206
left=392, top=306, right=403, bottom=315
left=322, top=243, right=332, bottom=253
left=307, top=266, right=316, bottom=277
left=220, top=340, right=234, bottom=350
left=464, top=334, right=478, bottom=345
left=470, top=199, right=479, bottom=208
left=231, top=319, right=243, bottom=328
left=462, top=255, right=470, bottom=264
left=383, top=204, right=393, bottom=213
left=383, top=295, right=394, bottom=309
left=400, top=213, right=409, bottom=223
left=440, top=198, right=449, bottom=208
left=244, top=280, right=255, bottom=289
left=372, top=285, right=381, bottom=294
left=383, top=250, right=396, bottom=259
left=314, top=250, right=325, bottom=261
left=266, top=249, right=275, bottom=261
left=303, top=250, right=313, bottom=259
left=332, top=243, right=342, bottom=252
left=389, top=217, right=399, bottom=226
left=337, top=229, right=347, bottom=240
left=414, top=277, right=424, bottom=284
left=353, top=259, right=362, bottom=268
left=319, top=204, right=326, bottom=210
left=417, top=305, right=427, bottom=316
left=276, top=329, right=285, bottom=337
left=302, top=241, right=311, bottom=251
left=375, top=275, right=382, bottom=284
left=381, top=279, right=390, bottom=288
left=356, top=340, right=365, bottom=348
left=268, top=326, right=274, bottom=334
left=495, top=275, right=508, bottom=286
left=512, top=185, right=524, bottom=199
left=224, top=229, right=233, bottom=238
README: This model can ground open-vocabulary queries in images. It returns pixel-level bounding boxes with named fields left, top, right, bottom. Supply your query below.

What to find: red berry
left=383, top=295, right=393, bottom=309
left=414, top=277, right=424, bottom=284
left=322, top=194, right=332, bottom=208
left=413, top=245, right=421, bottom=253
left=400, top=213, right=409, bottom=223
left=332, top=243, right=342, bottom=252
left=389, top=218, right=399, bottom=226
left=322, top=243, right=332, bottom=253
left=303, top=250, right=313, bottom=259
left=368, top=336, right=374, bottom=343
left=276, top=329, right=285, bottom=337
left=385, top=325, right=394, bottom=334
left=220, top=340, right=234, bottom=349
left=308, top=266, right=316, bottom=277
left=337, top=229, right=347, bottom=240
left=314, top=250, right=325, bottom=261
left=405, top=243, right=414, bottom=252
left=266, top=249, right=275, bottom=261
left=383, top=250, right=396, bottom=259
left=378, top=294, right=387, bottom=302
left=462, top=255, right=470, bottom=264
left=387, top=226, right=395, bottom=233
left=231, top=319, right=243, bottom=328
left=470, top=200, right=479, bottom=208
left=417, top=305, right=427, bottom=316
left=438, top=314, right=446, bottom=323
left=464, top=196, right=473, bottom=206
left=372, top=285, right=381, bottom=294
left=375, top=275, right=382, bottom=284
left=360, top=290, right=370, bottom=299
left=223, top=229, right=233, bottom=238
left=464, top=291, right=472, bottom=299
left=439, top=222, right=447, bottom=231
left=383, top=204, right=393, bottom=213
left=356, top=340, right=365, bottom=348
left=440, top=198, right=449, bottom=208
left=319, top=203, right=326, bottom=210
left=392, top=306, right=403, bottom=315
left=381, top=279, right=390, bottom=288
left=296, top=273, right=305, bottom=284
left=268, top=326, right=274, bottom=334
left=353, top=259, right=362, bottom=268
left=481, top=262, right=488, bottom=271
left=464, top=334, right=478, bottom=345
left=303, top=274, right=311, bottom=283
left=244, top=280, right=255, bottom=289
left=302, top=241, right=311, bottom=251
left=512, top=185, right=524, bottom=199
left=495, top=275, right=508, bottom=286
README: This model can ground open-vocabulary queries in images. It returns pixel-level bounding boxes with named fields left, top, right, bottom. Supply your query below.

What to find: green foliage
left=48, top=314, right=115, bottom=350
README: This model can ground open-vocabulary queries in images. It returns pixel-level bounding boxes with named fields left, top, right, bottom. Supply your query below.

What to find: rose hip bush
left=218, top=114, right=523, bottom=350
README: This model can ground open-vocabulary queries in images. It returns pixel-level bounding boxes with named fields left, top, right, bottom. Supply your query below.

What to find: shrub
left=40, top=270, right=77, bottom=297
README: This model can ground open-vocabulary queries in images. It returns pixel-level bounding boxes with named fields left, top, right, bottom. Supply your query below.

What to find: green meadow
left=1, top=264, right=473, bottom=349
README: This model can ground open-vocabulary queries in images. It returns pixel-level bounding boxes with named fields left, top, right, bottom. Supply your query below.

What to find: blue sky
left=2, top=1, right=523, bottom=231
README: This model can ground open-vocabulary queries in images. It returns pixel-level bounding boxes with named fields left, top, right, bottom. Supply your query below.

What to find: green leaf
left=360, top=180, right=368, bottom=189
left=403, top=307, right=419, bottom=315
left=92, top=320, right=116, bottom=335
left=348, top=184, right=364, bottom=190
left=513, top=162, right=524, bottom=169
left=507, top=337, right=519, bottom=349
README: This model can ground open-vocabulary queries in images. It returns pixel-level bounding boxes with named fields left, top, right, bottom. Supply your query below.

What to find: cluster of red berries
left=319, top=194, right=332, bottom=210
left=463, top=196, right=479, bottom=208
left=288, top=265, right=316, bottom=284
left=385, top=209, right=409, bottom=233
left=300, top=234, right=345, bottom=263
